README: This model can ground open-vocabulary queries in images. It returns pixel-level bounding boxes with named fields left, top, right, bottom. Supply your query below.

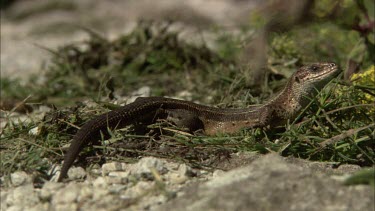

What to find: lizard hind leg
left=166, top=109, right=204, bottom=133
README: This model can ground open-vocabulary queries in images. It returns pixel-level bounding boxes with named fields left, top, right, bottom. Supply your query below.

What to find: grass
left=1, top=15, right=374, bottom=186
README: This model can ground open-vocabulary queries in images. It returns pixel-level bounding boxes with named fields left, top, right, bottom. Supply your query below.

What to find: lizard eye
left=310, top=65, right=319, bottom=72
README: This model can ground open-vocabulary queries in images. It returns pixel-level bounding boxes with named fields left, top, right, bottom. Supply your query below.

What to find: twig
left=319, top=123, right=375, bottom=148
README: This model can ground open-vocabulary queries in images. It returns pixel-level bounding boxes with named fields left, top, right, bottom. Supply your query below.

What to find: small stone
left=108, top=171, right=130, bottom=178
left=40, top=182, right=64, bottom=200
left=108, top=184, right=127, bottom=193
left=177, top=164, right=195, bottom=177
left=28, top=203, right=50, bottom=211
left=78, top=185, right=93, bottom=201
left=10, top=171, right=32, bottom=187
left=102, top=162, right=127, bottom=175
left=123, top=181, right=154, bottom=198
left=108, top=171, right=130, bottom=184
left=337, top=164, right=362, bottom=173
left=176, top=90, right=193, bottom=101
left=105, top=176, right=124, bottom=184
left=92, top=188, right=110, bottom=201
left=93, top=176, right=108, bottom=188
left=1, top=191, right=8, bottom=210
left=6, top=205, right=23, bottom=211
left=68, top=166, right=86, bottom=180
left=130, top=157, right=167, bottom=179
left=37, top=105, right=51, bottom=113
left=168, top=172, right=188, bottom=184
left=132, top=86, right=151, bottom=97
left=51, top=183, right=80, bottom=204
left=55, top=203, right=78, bottom=211
left=212, top=170, right=225, bottom=178
left=28, top=126, right=42, bottom=136
left=6, top=184, right=39, bottom=207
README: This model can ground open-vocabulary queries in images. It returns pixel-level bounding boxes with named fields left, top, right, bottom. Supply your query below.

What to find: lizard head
left=288, top=62, right=340, bottom=106
left=266, top=62, right=340, bottom=124
left=293, top=62, right=340, bottom=92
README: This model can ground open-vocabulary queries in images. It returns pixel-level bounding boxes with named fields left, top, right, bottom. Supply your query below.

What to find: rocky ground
left=1, top=154, right=373, bottom=211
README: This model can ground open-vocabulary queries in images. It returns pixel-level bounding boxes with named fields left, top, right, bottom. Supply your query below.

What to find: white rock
left=108, top=171, right=130, bottom=184
left=78, top=185, right=93, bottom=201
left=68, top=166, right=86, bottom=180
left=6, top=184, right=39, bottom=207
left=130, top=157, right=167, bottom=178
left=168, top=172, right=188, bottom=184
left=39, top=181, right=64, bottom=200
left=177, top=90, right=193, bottom=101
left=104, top=176, right=124, bottom=184
left=10, top=171, right=32, bottom=187
left=28, top=203, right=50, bottom=211
left=92, top=187, right=110, bottom=201
left=127, top=86, right=151, bottom=103
left=51, top=183, right=80, bottom=204
left=212, top=169, right=225, bottom=178
left=93, top=176, right=108, bottom=188
left=102, top=162, right=127, bottom=175
left=132, top=86, right=151, bottom=97
left=37, top=105, right=52, bottom=113
left=108, top=171, right=130, bottom=178
left=178, top=164, right=194, bottom=177
left=108, top=184, right=127, bottom=193
left=6, top=205, right=23, bottom=211
left=123, top=181, right=154, bottom=198
left=55, top=203, right=78, bottom=211
left=28, top=126, right=42, bottom=136
left=1, top=191, right=8, bottom=210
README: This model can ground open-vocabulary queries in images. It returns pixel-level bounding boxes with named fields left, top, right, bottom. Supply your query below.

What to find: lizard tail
left=57, top=110, right=128, bottom=182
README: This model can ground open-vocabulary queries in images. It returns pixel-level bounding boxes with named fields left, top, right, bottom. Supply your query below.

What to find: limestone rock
left=10, top=171, right=32, bottom=187
left=130, top=157, right=167, bottom=179
left=157, top=154, right=374, bottom=211
left=67, top=166, right=87, bottom=180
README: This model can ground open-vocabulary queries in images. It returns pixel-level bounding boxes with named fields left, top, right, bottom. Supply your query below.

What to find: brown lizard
left=57, top=62, right=339, bottom=182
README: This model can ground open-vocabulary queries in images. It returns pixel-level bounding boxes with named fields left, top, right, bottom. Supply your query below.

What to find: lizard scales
left=57, top=62, right=339, bottom=182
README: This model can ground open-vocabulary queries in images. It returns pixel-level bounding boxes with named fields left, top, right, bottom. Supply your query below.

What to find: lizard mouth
left=309, top=64, right=339, bottom=81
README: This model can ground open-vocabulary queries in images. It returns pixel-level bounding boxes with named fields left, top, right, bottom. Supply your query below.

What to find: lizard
left=57, top=62, right=339, bottom=182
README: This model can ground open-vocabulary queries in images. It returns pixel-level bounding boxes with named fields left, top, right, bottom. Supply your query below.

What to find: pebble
left=6, top=206, right=23, bottom=211
left=123, top=181, right=154, bottom=198
left=68, top=166, right=87, bottom=180
left=168, top=172, right=189, bottom=184
left=102, top=162, right=128, bottom=175
left=178, top=163, right=195, bottom=177
left=10, top=171, right=32, bottom=187
left=92, top=188, right=110, bottom=201
left=2, top=156, right=201, bottom=210
left=1, top=191, right=8, bottom=210
left=108, top=171, right=130, bottom=184
left=6, top=184, right=39, bottom=208
left=212, top=170, right=225, bottom=178
left=51, top=183, right=80, bottom=204
left=130, top=157, right=167, bottom=178
left=28, top=126, right=42, bottom=136
left=55, top=203, right=78, bottom=211
left=78, top=185, right=94, bottom=201
left=40, top=181, right=64, bottom=200
left=28, top=203, right=50, bottom=211
left=93, top=176, right=108, bottom=188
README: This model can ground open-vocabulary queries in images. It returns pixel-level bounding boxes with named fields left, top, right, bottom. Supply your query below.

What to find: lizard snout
left=328, top=63, right=336, bottom=67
